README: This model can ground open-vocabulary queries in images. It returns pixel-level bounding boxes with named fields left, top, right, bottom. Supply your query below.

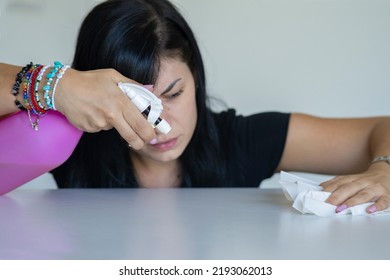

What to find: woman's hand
left=277, top=113, right=390, bottom=214
left=54, top=68, right=157, bottom=149
left=321, top=163, right=390, bottom=213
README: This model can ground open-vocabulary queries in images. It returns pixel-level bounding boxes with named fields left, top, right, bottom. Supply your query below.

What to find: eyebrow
left=160, top=78, right=182, bottom=96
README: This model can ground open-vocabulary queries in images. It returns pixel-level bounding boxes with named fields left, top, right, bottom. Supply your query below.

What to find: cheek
left=181, top=96, right=197, bottom=132
left=163, top=96, right=197, bottom=131
left=183, top=107, right=197, bottom=138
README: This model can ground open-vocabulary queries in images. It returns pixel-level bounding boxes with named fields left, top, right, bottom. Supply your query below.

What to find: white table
left=0, top=188, right=389, bottom=259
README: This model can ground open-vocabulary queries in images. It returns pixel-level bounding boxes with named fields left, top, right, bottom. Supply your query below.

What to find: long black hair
left=52, top=0, right=227, bottom=187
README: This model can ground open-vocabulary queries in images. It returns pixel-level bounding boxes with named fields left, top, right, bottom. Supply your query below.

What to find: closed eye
left=166, top=89, right=183, bottom=100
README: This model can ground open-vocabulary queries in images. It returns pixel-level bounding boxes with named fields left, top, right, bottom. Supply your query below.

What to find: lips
left=149, top=137, right=178, bottom=151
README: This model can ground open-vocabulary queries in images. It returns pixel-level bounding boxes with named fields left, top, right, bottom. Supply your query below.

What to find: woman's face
left=131, top=57, right=197, bottom=163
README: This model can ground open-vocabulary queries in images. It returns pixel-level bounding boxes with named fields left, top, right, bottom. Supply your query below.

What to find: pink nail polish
left=336, top=204, right=348, bottom=213
left=368, top=205, right=377, bottom=214
left=143, top=84, right=154, bottom=91
left=149, top=138, right=158, bottom=145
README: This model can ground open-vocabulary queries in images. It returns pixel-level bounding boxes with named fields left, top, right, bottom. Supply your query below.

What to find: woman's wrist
left=53, top=67, right=77, bottom=114
left=0, top=63, right=26, bottom=117
left=5, top=61, right=71, bottom=130
left=368, top=159, right=390, bottom=173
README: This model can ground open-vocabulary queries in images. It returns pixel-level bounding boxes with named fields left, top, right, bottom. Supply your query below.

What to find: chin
left=140, top=146, right=182, bottom=163
left=155, top=149, right=183, bottom=162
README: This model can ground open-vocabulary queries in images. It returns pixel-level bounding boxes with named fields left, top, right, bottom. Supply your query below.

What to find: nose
left=156, top=103, right=172, bottom=134
left=160, top=99, right=171, bottom=119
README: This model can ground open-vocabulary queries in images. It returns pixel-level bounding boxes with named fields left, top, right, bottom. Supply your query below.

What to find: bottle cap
left=155, top=119, right=171, bottom=134
left=118, top=82, right=171, bottom=134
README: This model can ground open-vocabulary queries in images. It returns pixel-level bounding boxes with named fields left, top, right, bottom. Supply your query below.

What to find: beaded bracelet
left=12, top=62, right=33, bottom=111
left=34, top=65, right=51, bottom=110
left=29, top=65, right=47, bottom=115
left=13, top=61, right=69, bottom=130
left=22, top=64, right=39, bottom=111
left=50, top=64, right=70, bottom=110
left=25, top=64, right=45, bottom=130
left=43, top=61, right=63, bottom=106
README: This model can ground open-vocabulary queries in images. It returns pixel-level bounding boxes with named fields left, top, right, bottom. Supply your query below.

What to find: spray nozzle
left=118, top=82, right=171, bottom=135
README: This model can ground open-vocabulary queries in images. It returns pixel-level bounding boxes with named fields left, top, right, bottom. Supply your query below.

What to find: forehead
left=157, top=58, right=192, bottom=82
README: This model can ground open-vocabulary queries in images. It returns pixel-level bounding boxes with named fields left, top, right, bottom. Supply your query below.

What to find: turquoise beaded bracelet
left=43, top=61, right=63, bottom=108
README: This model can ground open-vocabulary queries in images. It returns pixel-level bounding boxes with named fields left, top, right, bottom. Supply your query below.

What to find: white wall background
left=173, top=0, right=390, bottom=117
left=1, top=0, right=389, bottom=189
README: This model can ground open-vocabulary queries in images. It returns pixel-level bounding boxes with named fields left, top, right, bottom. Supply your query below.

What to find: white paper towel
left=278, top=171, right=390, bottom=217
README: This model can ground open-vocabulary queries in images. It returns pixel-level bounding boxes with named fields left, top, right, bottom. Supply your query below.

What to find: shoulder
left=212, top=109, right=291, bottom=134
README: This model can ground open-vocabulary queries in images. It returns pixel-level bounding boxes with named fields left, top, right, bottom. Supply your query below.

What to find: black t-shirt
left=51, top=109, right=290, bottom=188
left=213, top=109, right=290, bottom=187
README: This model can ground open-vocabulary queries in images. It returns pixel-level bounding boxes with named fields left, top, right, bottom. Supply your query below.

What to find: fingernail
left=368, top=205, right=377, bottom=214
left=149, top=138, right=158, bottom=145
left=336, top=204, right=348, bottom=213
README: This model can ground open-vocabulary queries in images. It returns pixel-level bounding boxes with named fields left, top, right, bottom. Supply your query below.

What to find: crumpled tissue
left=278, top=171, right=390, bottom=217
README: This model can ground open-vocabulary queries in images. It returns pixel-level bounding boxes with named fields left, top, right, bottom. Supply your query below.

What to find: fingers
left=59, top=68, right=158, bottom=148
left=367, top=196, right=390, bottom=213
left=112, top=99, right=157, bottom=149
left=321, top=175, right=390, bottom=214
left=322, top=176, right=367, bottom=206
left=104, top=69, right=158, bottom=146
left=77, top=102, right=157, bottom=149
left=92, top=87, right=156, bottom=148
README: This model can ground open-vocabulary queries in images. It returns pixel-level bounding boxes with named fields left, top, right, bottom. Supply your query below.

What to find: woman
left=1, top=0, right=390, bottom=214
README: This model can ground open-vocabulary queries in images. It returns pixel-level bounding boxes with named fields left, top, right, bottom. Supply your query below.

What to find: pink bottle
left=0, top=111, right=82, bottom=194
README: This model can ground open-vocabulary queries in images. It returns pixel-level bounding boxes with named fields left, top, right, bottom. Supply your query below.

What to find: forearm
left=367, top=118, right=390, bottom=169
left=0, top=63, right=23, bottom=118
